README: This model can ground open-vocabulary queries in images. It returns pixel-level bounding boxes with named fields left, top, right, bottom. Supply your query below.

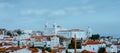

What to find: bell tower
left=44, top=23, right=48, bottom=35
left=87, top=26, right=92, bottom=37
left=53, top=23, right=57, bottom=35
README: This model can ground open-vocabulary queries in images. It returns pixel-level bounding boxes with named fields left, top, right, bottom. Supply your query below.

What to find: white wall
left=71, top=32, right=87, bottom=40
left=82, top=45, right=99, bottom=52
left=50, top=37, right=59, bottom=49
left=34, top=42, right=46, bottom=47
left=68, top=49, right=82, bottom=53
left=15, top=34, right=30, bottom=40
left=58, top=31, right=87, bottom=40
left=0, top=35, right=4, bottom=39
left=106, top=45, right=118, bottom=53
left=58, top=32, right=71, bottom=38
left=10, top=49, right=31, bottom=53
left=68, top=44, right=106, bottom=53
left=23, top=30, right=32, bottom=34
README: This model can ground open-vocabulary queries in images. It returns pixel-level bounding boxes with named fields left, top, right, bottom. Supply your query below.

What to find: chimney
left=74, top=34, right=76, bottom=53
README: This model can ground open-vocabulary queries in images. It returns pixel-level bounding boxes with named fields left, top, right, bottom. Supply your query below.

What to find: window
left=93, top=48, right=94, bottom=51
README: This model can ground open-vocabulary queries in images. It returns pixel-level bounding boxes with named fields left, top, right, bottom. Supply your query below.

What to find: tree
left=98, top=47, right=106, bottom=53
left=34, top=46, right=51, bottom=52
left=90, top=34, right=100, bottom=40
left=77, top=40, right=82, bottom=49
left=68, top=38, right=82, bottom=49
left=68, top=44, right=73, bottom=49
left=59, top=36, right=65, bottom=42
left=45, top=47, right=51, bottom=52
left=68, top=38, right=74, bottom=49
left=66, top=50, right=68, bottom=53
left=42, top=49, right=45, bottom=52
left=37, top=47, right=45, bottom=52
left=15, top=29, right=22, bottom=35
left=7, top=31, right=12, bottom=36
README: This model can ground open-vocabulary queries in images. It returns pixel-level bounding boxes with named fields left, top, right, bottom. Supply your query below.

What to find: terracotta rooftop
left=32, top=36, right=46, bottom=38
left=6, top=47, right=20, bottom=51
left=58, top=29, right=84, bottom=32
left=50, top=50, right=57, bottom=53
left=6, top=45, right=27, bottom=52
left=82, top=40, right=106, bottom=46
left=28, top=48, right=38, bottom=53
left=82, top=50, right=96, bottom=53
left=0, top=48, right=5, bottom=52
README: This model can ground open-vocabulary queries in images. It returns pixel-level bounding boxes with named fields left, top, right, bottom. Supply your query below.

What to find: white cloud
left=0, top=2, right=15, bottom=8
left=20, top=9, right=50, bottom=16
left=64, top=7, right=82, bottom=15
left=81, top=6, right=96, bottom=13
left=20, top=6, right=96, bottom=17
left=20, top=9, right=66, bottom=17
left=87, top=10, right=96, bottom=13
left=64, top=6, right=96, bottom=14
left=48, top=10, right=66, bottom=17
left=81, top=6, right=94, bottom=10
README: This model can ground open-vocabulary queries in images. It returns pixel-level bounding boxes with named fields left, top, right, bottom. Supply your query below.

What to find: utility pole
left=74, top=34, right=76, bottom=53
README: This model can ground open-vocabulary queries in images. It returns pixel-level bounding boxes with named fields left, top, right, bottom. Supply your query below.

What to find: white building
left=58, top=29, right=87, bottom=40
left=118, top=39, right=120, bottom=44
left=62, top=40, right=71, bottom=48
left=9, top=48, right=31, bottom=53
left=15, top=34, right=30, bottom=41
left=82, top=40, right=106, bottom=53
left=106, top=45, right=118, bottom=53
left=0, top=34, right=4, bottom=39
left=0, top=28, right=6, bottom=35
left=31, top=31, right=43, bottom=36
left=44, top=23, right=91, bottom=40
left=44, top=23, right=64, bottom=35
left=86, top=26, right=92, bottom=37
left=82, top=44, right=106, bottom=52
left=50, top=36, right=60, bottom=49
left=34, top=41, right=46, bottom=47
left=23, top=30, right=33, bottom=34
left=68, top=40, right=106, bottom=53
left=68, top=49, right=82, bottom=53
left=46, top=41, right=51, bottom=47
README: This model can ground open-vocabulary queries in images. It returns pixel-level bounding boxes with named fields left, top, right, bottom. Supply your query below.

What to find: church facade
left=44, top=23, right=92, bottom=40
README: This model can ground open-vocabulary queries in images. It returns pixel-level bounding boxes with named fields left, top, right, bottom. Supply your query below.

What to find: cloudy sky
left=0, top=0, right=120, bottom=37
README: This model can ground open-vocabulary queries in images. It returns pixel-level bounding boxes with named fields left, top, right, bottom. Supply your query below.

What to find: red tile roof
left=0, top=48, right=5, bottom=52
left=82, top=40, right=106, bottom=46
left=31, top=36, right=44, bottom=39
left=58, top=29, right=84, bottom=32
left=6, top=45, right=27, bottom=51
left=0, top=31, right=3, bottom=34
left=28, top=48, right=39, bottom=53
left=50, top=50, right=57, bottom=53
left=25, top=38, right=30, bottom=41
left=82, top=50, right=96, bottom=53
